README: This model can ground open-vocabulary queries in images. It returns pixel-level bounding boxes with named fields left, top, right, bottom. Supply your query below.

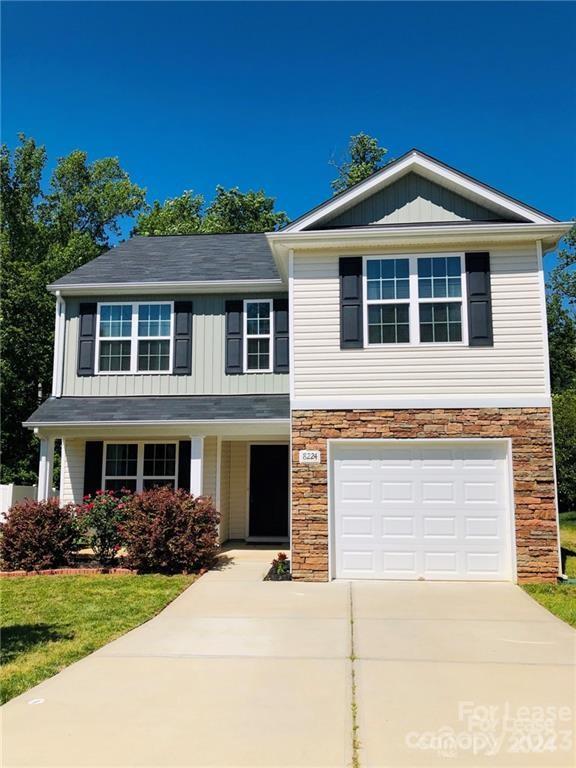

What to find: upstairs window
left=96, top=302, right=173, bottom=374
left=244, top=299, right=273, bottom=372
left=365, top=254, right=466, bottom=346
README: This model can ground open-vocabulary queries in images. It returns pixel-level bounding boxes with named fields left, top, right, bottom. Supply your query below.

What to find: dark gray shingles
left=26, top=395, right=290, bottom=425
left=50, top=234, right=279, bottom=287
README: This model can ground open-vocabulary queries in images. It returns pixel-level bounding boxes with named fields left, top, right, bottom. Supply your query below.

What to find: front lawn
left=0, top=574, right=195, bottom=704
left=522, top=512, right=576, bottom=629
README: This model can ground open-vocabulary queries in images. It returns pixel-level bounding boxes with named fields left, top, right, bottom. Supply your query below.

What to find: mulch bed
left=264, top=561, right=292, bottom=581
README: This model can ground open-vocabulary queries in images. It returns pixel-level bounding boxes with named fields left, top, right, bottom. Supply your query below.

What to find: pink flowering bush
left=77, top=489, right=131, bottom=567
left=0, top=498, right=82, bottom=571
left=122, top=487, right=220, bottom=574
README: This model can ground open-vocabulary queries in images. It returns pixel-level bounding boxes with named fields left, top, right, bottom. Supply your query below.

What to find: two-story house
left=26, top=150, right=571, bottom=583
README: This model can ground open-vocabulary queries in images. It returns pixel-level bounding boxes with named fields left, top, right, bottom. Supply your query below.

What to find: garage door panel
left=333, top=441, right=513, bottom=581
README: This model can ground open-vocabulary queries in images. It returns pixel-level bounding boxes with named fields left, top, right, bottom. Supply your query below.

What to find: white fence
left=0, top=484, right=57, bottom=519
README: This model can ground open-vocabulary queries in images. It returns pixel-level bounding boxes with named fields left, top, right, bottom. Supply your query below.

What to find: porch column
left=190, top=436, right=204, bottom=496
left=37, top=436, right=55, bottom=501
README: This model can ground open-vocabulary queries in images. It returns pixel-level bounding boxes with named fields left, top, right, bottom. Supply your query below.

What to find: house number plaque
left=299, top=449, right=321, bottom=464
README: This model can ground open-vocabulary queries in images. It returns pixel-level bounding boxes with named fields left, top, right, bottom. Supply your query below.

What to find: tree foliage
left=1, top=136, right=146, bottom=483
left=330, top=132, right=388, bottom=194
left=134, top=185, right=288, bottom=236
left=549, top=224, right=576, bottom=309
left=547, top=293, right=576, bottom=393
left=552, top=390, right=576, bottom=512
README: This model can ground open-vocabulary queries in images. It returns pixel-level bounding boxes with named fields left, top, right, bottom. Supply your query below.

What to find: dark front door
left=249, top=444, right=289, bottom=538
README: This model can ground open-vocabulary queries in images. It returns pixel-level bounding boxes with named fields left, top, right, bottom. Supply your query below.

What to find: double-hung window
left=244, top=299, right=273, bottom=372
left=96, top=302, right=173, bottom=374
left=365, top=254, right=466, bottom=346
left=103, top=442, right=178, bottom=492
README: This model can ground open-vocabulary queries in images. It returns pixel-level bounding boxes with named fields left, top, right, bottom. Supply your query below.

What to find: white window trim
left=95, top=301, right=174, bottom=375
left=362, top=253, right=468, bottom=348
left=243, top=298, right=274, bottom=373
left=102, top=441, right=179, bottom=492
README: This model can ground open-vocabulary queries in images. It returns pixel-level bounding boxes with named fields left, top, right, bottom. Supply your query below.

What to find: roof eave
left=47, top=278, right=286, bottom=296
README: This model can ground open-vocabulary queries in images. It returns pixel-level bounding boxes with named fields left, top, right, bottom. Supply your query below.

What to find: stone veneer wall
left=291, top=408, right=559, bottom=583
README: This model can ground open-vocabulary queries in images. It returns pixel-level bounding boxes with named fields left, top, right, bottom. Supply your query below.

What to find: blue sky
left=2, top=1, right=575, bottom=257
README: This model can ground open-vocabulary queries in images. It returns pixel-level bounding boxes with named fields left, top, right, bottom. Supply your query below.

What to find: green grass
left=522, top=512, right=576, bottom=629
left=0, top=574, right=195, bottom=704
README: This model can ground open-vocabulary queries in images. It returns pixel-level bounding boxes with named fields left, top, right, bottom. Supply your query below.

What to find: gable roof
left=49, top=233, right=281, bottom=292
left=282, top=149, right=558, bottom=232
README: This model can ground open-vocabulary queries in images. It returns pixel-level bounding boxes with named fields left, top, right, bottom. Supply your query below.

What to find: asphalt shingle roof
left=50, top=234, right=279, bottom=287
left=26, top=395, right=290, bottom=425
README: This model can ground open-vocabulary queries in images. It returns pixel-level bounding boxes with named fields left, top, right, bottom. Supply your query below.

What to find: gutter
left=51, top=291, right=65, bottom=398
left=25, top=418, right=291, bottom=429
left=46, top=278, right=285, bottom=296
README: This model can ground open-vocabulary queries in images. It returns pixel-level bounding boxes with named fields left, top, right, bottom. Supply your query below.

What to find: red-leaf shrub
left=77, top=489, right=131, bottom=566
left=122, top=487, right=220, bottom=574
left=0, top=498, right=82, bottom=571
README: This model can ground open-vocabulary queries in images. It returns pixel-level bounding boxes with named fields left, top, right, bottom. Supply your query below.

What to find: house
left=25, top=149, right=571, bottom=583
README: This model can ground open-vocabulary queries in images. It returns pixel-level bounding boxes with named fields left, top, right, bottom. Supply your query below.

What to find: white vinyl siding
left=60, top=438, right=86, bottom=504
left=292, top=246, right=547, bottom=398
left=62, top=295, right=288, bottom=396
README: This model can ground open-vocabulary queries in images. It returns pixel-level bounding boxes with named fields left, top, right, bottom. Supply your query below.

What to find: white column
left=37, top=436, right=55, bottom=501
left=190, top=436, right=204, bottom=497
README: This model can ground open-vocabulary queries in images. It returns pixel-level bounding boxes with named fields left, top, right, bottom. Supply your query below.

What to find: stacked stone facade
left=291, top=408, right=559, bottom=583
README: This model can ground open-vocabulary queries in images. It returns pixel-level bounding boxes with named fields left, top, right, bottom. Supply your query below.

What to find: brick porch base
left=291, top=408, right=559, bottom=583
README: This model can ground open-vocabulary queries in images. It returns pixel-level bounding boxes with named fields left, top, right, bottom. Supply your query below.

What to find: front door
left=249, top=444, right=289, bottom=539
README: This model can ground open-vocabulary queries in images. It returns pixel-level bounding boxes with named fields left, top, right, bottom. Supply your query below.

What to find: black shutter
left=225, top=300, right=243, bottom=374
left=339, top=257, right=364, bottom=348
left=178, top=440, right=191, bottom=492
left=466, top=252, right=493, bottom=347
left=83, top=441, right=103, bottom=497
left=173, top=301, right=193, bottom=375
left=273, top=298, right=289, bottom=373
left=77, top=302, right=97, bottom=376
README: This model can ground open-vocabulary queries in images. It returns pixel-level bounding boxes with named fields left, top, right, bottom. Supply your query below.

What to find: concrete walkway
left=2, top=549, right=575, bottom=767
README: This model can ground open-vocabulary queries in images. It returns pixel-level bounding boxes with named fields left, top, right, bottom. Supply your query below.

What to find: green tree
left=549, top=224, right=576, bottom=308
left=547, top=293, right=576, bottom=393
left=552, top=390, right=576, bottom=512
left=133, top=191, right=204, bottom=236
left=1, top=136, right=146, bottom=484
left=330, top=132, right=388, bottom=194
left=203, top=186, right=288, bottom=233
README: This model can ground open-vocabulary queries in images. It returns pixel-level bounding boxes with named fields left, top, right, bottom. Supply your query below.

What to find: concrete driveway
left=2, top=549, right=575, bottom=768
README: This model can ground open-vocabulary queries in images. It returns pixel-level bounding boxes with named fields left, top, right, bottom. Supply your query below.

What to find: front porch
left=26, top=394, right=291, bottom=547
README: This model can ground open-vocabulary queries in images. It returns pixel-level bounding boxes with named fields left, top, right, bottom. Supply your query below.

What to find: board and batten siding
left=62, top=295, right=289, bottom=396
left=319, top=173, right=507, bottom=228
left=292, top=246, right=548, bottom=398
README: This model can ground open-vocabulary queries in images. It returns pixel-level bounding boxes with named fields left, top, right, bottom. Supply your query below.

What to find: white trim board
left=281, top=150, right=557, bottom=232
left=291, top=396, right=551, bottom=410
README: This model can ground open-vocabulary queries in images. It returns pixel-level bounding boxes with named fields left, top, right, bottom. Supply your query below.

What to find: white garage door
left=333, top=441, right=513, bottom=581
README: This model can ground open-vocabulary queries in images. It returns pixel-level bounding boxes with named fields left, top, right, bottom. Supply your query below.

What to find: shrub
left=78, top=489, right=130, bottom=566
left=0, top=498, right=82, bottom=571
left=553, top=390, right=576, bottom=512
left=272, top=551, right=289, bottom=576
left=122, top=487, right=220, bottom=574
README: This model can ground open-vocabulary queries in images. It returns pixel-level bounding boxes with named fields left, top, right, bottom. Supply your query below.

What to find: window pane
left=246, top=303, right=271, bottom=336
left=100, top=304, right=131, bottom=337
left=419, top=303, right=462, bottom=343
left=99, top=340, right=131, bottom=371
left=367, top=304, right=410, bottom=345
left=143, top=478, right=175, bottom=491
left=105, top=444, right=137, bottom=477
left=247, top=338, right=270, bottom=370
left=367, top=259, right=410, bottom=301
left=419, top=257, right=461, bottom=298
left=367, top=281, right=381, bottom=300
left=143, top=443, right=176, bottom=477
left=138, top=304, right=171, bottom=337
left=367, top=260, right=380, bottom=279
left=138, top=340, right=170, bottom=371
left=105, top=478, right=137, bottom=493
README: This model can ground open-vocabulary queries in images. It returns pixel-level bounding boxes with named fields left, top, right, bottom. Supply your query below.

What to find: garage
left=332, top=441, right=514, bottom=581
